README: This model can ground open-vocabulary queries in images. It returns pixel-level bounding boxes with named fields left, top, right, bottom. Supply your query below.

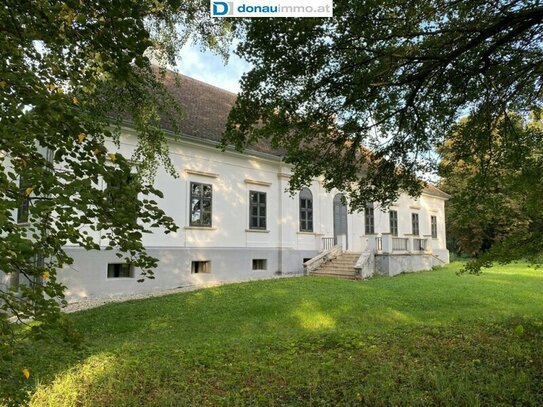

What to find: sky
left=174, top=43, right=250, bottom=94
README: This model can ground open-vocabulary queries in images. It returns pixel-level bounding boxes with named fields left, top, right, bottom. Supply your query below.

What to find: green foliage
left=3, top=263, right=543, bottom=406
left=439, top=113, right=543, bottom=272
left=224, top=1, right=543, bottom=211
left=0, top=0, right=231, bottom=402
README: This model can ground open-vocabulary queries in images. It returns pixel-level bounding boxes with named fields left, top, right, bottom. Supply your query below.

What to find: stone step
left=325, top=261, right=357, bottom=266
left=319, top=265, right=356, bottom=272
left=310, top=271, right=361, bottom=280
left=315, top=270, right=356, bottom=275
left=328, top=256, right=358, bottom=261
left=330, top=257, right=359, bottom=261
left=307, top=252, right=363, bottom=280
left=337, top=255, right=360, bottom=260
left=324, top=263, right=356, bottom=269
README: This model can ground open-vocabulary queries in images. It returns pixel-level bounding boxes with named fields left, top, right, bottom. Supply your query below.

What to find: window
left=191, top=261, right=211, bottom=274
left=431, top=215, right=438, bottom=238
left=107, top=263, right=134, bottom=278
left=106, top=171, right=138, bottom=226
left=412, top=213, right=420, bottom=236
left=190, top=182, right=212, bottom=227
left=17, top=177, right=30, bottom=224
left=249, top=191, right=266, bottom=229
left=365, top=204, right=375, bottom=235
left=252, top=259, right=267, bottom=270
left=299, top=188, right=313, bottom=232
left=389, top=210, right=398, bottom=236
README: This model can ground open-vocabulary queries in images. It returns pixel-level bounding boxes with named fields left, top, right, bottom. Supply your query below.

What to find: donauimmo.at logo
left=211, top=1, right=333, bottom=17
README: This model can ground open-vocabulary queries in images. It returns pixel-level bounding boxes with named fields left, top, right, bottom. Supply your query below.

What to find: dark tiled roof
left=156, top=69, right=449, bottom=200
left=423, top=183, right=451, bottom=200
left=157, top=69, right=282, bottom=157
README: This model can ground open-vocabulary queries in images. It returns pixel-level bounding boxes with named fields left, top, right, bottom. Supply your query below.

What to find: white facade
left=59, top=127, right=449, bottom=301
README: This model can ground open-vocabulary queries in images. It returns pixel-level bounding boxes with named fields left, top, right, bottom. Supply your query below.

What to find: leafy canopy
left=439, top=113, right=543, bottom=272
left=224, top=0, right=543, bottom=212
left=1, top=0, right=230, bottom=402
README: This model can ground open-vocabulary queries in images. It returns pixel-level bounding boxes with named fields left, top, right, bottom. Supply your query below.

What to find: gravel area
left=62, top=273, right=300, bottom=313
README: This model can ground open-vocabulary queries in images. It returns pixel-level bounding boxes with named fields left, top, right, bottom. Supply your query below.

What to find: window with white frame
left=17, top=176, right=30, bottom=224
left=365, top=204, right=375, bottom=235
left=299, top=188, right=313, bottom=232
left=389, top=210, right=398, bottom=236
left=249, top=191, right=266, bottom=229
left=190, top=182, right=212, bottom=227
left=412, top=213, right=420, bottom=236
left=431, top=215, right=438, bottom=238
left=105, top=171, right=138, bottom=226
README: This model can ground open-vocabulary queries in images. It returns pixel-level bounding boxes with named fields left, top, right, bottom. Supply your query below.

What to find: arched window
left=299, top=188, right=313, bottom=232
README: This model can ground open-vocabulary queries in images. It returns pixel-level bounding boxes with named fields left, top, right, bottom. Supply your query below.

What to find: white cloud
left=175, top=43, right=251, bottom=94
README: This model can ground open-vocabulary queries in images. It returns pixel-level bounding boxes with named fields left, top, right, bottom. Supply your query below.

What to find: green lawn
left=8, top=262, right=543, bottom=406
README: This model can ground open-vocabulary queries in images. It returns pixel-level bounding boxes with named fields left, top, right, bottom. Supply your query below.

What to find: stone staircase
left=309, top=252, right=361, bottom=280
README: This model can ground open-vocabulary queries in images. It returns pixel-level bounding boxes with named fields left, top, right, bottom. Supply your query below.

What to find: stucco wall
left=62, top=246, right=317, bottom=301
left=375, top=253, right=443, bottom=277
left=56, top=129, right=449, bottom=300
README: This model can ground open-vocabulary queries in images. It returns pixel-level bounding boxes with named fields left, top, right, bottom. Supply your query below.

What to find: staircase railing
left=321, top=237, right=335, bottom=251
left=304, top=245, right=343, bottom=275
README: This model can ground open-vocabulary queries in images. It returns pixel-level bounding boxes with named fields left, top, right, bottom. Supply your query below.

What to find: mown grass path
left=11, top=263, right=543, bottom=406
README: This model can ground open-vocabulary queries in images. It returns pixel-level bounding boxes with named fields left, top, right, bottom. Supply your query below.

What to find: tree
left=223, top=0, right=543, bottom=267
left=439, top=113, right=543, bottom=272
left=1, top=1, right=230, bottom=403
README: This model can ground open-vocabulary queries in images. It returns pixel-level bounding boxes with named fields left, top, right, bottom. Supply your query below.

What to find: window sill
left=184, top=226, right=217, bottom=230
left=245, top=229, right=270, bottom=233
left=297, top=231, right=316, bottom=235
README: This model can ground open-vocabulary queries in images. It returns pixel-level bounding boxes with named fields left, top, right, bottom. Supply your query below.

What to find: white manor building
left=6, top=71, right=451, bottom=301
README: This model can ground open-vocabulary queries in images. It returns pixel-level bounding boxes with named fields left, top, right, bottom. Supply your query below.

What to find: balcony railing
left=392, top=237, right=408, bottom=251
left=376, top=236, right=383, bottom=251
left=321, top=237, right=335, bottom=251
left=413, top=238, right=427, bottom=252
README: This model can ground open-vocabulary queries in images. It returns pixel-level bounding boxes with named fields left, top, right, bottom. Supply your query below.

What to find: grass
left=5, top=262, right=543, bottom=406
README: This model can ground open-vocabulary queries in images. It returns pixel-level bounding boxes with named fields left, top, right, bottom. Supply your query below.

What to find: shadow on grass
left=5, top=264, right=543, bottom=406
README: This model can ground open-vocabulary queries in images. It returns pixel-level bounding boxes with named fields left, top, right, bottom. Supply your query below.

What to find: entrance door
left=333, top=193, right=348, bottom=249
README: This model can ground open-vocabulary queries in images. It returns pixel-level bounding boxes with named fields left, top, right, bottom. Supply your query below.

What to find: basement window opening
left=192, top=261, right=211, bottom=274
left=252, top=259, right=267, bottom=270
left=107, top=263, right=134, bottom=279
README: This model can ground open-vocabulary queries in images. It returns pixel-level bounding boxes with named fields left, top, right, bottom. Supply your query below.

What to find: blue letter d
left=213, top=2, right=229, bottom=15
